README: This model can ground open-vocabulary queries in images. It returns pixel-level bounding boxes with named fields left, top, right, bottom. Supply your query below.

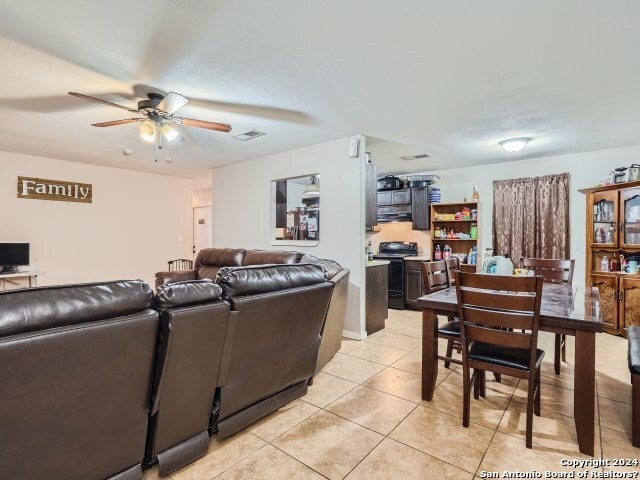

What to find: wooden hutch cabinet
left=582, top=181, right=640, bottom=334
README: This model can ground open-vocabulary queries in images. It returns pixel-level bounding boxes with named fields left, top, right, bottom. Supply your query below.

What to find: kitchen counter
left=404, top=256, right=428, bottom=261
left=366, top=260, right=390, bottom=267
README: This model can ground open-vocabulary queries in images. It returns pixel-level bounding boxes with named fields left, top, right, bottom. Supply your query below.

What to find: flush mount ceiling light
left=303, top=175, right=320, bottom=197
left=500, top=137, right=530, bottom=153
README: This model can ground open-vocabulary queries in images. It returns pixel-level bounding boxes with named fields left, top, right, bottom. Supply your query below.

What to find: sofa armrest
left=155, top=270, right=197, bottom=289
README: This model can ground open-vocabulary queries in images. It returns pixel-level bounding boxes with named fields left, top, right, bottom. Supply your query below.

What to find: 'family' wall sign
left=17, top=176, right=93, bottom=203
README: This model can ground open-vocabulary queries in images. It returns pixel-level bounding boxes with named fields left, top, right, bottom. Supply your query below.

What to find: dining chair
left=455, top=271, right=544, bottom=448
left=521, top=257, right=575, bottom=375
left=445, top=257, right=461, bottom=287
left=167, top=258, right=194, bottom=271
left=421, top=260, right=461, bottom=369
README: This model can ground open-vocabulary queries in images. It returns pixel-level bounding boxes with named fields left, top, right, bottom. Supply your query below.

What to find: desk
left=0, top=270, right=45, bottom=288
left=418, top=283, right=602, bottom=456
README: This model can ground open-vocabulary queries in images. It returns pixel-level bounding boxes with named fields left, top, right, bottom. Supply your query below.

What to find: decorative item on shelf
left=434, top=244, right=442, bottom=260
left=471, top=186, right=479, bottom=202
left=595, top=228, right=605, bottom=243
left=434, top=227, right=442, bottom=238
left=610, top=255, right=619, bottom=272
left=460, top=207, right=471, bottom=219
left=470, top=223, right=478, bottom=239
left=443, top=245, right=452, bottom=260
left=601, top=255, right=609, bottom=272
left=471, top=209, right=477, bottom=220
left=606, top=226, right=614, bottom=243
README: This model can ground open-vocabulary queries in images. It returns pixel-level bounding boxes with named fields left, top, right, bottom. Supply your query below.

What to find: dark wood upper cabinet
left=411, top=186, right=430, bottom=230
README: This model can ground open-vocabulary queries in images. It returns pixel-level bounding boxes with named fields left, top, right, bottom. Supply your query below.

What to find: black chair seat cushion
left=438, top=320, right=460, bottom=338
left=469, top=342, right=545, bottom=371
left=628, top=325, right=640, bottom=375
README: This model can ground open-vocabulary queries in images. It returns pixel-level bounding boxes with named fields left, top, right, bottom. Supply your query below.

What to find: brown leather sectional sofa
left=0, top=249, right=349, bottom=479
left=155, top=247, right=350, bottom=375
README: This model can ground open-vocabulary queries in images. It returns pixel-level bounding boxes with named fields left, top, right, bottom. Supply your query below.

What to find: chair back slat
left=464, top=324, right=532, bottom=349
left=454, top=272, right=537, bottom=292
left=521, top=258, right=575, bottom=285
left=445, top=257, right=461, bottom=286
left=168, top=258, right=194, bottom=271
left=421, top=261, right=449, bottom=294
left=455, top=271, right=543, bottom=371
left=460, top=289, right=537, bottom=313
left=461, top=306, right=534, bottom=331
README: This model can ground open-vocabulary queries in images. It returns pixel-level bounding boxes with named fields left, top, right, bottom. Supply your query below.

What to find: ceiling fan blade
left=156, top=92, right=189, bottom=114
left=180, top=117, right=232, bottom=133
left=92, top=118, right=145, bottom=127
left=68, top=92, right=138, bottom=112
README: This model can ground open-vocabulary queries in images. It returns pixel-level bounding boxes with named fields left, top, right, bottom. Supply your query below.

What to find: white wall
left=211, top=136, right=367, bottom=338
left=426, top=145, right=640, bottom=285
left=0, top=151, right=193, bottom=288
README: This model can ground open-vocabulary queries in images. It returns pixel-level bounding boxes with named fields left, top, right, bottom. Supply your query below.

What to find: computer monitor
left=0, top=243, right=30, bottom=273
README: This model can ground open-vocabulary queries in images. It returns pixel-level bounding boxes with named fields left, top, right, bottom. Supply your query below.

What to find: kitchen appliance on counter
left=373, top=241, right=418, bottom=309
left=407, top=174, right=440, bottom=188
left=377, top=175, right=402, bottom=191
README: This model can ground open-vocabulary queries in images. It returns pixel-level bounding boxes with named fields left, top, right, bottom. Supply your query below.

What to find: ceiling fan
left=68, top=90, right=232, bottom=145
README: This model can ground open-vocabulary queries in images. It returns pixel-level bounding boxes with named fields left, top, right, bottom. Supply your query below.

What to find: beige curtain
left=492, top=173, right=570, bottom=261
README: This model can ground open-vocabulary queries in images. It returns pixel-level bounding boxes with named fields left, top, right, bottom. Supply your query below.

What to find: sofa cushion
left=242, top=249, right=303, bottom=265
left=154, top=280, right=223, bottom=309
left=216, top=264, right=326, bottom=297
left=0, top=280, right=153, bottom=337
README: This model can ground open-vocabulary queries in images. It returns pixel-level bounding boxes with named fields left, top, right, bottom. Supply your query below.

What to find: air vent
left=401, top=153, right=431, bottom=161
left=232, top=130, right=266, bottom=141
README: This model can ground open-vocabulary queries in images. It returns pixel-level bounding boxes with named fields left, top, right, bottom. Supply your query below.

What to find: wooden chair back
left=455, top=272, right=543, bottom=367
left=421, top=260, right=449, bottom=294
left=167, top=258, right=194, bottom=271
left=445, top=257, right=461, bottom=286
left=521, top=258, right=575, bottom=285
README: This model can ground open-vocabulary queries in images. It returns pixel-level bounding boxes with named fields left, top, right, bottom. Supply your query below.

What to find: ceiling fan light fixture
left=139, top=121, right=156, bottom=143
left=500, top=137, right=530, bottom=153
left=161, top=123, right=179, bottom=142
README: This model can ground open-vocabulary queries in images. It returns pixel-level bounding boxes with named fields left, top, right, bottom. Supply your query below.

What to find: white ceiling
left=1, top=1, right=639, bottom=181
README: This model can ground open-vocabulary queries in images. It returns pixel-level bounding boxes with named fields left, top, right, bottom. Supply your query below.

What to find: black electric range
left=373, top=241, right=418, bottom=309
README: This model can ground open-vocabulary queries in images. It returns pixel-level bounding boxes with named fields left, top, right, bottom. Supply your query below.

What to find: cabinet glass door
left=622, top=188, right=640, bottom=246
left=592, top=197, right=616, bottom=245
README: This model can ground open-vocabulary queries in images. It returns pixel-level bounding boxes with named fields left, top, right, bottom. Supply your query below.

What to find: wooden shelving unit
left=430, top=202, right=480, bottom=273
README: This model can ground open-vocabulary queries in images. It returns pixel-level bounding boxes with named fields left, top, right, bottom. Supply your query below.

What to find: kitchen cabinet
left=377, top=189, right=411, bottom=206
left=430, top=202, right=479, bottom=273
left=404, top=259, right=426, bottom=310
left=581, top=181, right=640, bottom=334
left=366, top=262, right=388, bottom=334
left=411, top=186, right=430, bottom=230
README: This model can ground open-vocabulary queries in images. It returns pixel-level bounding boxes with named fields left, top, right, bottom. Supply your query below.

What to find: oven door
left=373, top=256, right=406, bottom=309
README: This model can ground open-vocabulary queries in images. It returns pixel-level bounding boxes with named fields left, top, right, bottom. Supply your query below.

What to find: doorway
left=193, top=205, right=211, bottom=258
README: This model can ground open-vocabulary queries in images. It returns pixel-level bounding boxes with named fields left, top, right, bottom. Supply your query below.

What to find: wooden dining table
left=418, top=283, right=603, bottom=456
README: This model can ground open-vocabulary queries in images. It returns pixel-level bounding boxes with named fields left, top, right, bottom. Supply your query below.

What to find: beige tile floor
left=145, top=309, right=639, bottom=480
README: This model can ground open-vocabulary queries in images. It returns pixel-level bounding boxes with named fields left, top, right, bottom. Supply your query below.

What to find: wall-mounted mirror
left=271, top=174, right=320, bottom=245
